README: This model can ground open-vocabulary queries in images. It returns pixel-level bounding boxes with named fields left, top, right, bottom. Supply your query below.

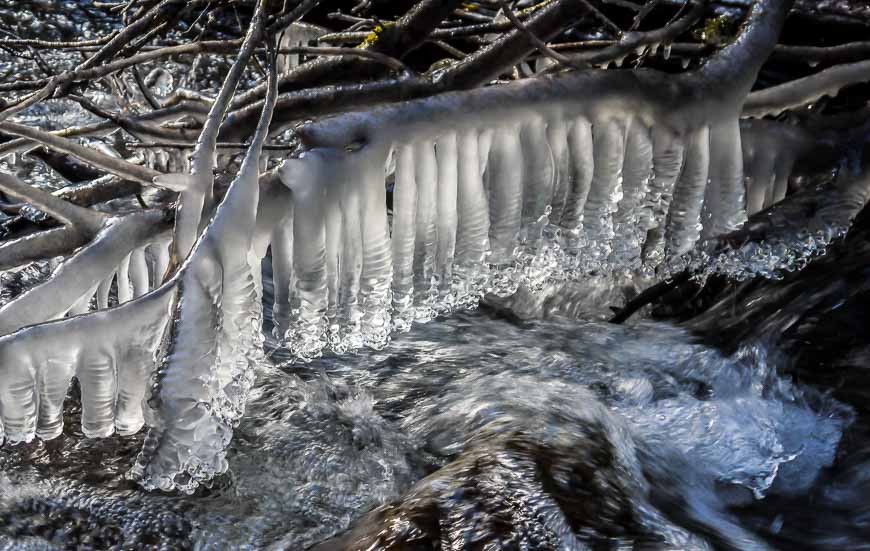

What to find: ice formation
left=0, top=0, right=273, bottom=492
left=277, top=23, right=328, bottom=73
left=740, top=119, right=815, bottom=216
left=272, top=0, right=792, bottom=358
left=0, top=172, right=171, bottom=334
left=3, top=0, right=859, bottom=493
left=130, top=55, right=277, bottom=492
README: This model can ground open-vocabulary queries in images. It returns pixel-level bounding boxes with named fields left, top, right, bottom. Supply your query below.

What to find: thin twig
left=0, top=33, right=119, bottom=50
left=127, top=141, right=293, bottom=150
left=498, top=0, right=588, bottom=70
left=283, top=45, right=409, bottom=72
left=132, top=65, right=162, bottom=110
left=0, top=121, right=163, bottom=185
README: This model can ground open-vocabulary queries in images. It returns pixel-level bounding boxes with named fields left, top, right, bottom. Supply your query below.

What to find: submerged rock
left=312, top=426, right=652, bottom=551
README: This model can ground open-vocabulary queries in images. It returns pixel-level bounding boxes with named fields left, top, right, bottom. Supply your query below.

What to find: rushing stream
left=0, top=267, right=859, bottom=549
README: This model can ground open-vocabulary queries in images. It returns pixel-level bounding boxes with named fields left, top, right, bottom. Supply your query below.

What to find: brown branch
left=70, top=94, right=198, bottom=142
left=0, top=121, right=163, bottom=185
left=282, top=46, right=409, bottom=72
left=0, top=33, right=119, bottom=50
left=223, top=0, right=601, bottom=139
left=126, top=141, right=294, bottom=151
left=550, top=40, right=870, bottom=67
left=498, top=0, right=587, bottom=70
left=572, top=0, right=707, bottom=66
left=132, top=65, right=162, bottom=110
left=230, top=0, right=466, bottom=111
left=0, top=40, right=242, bottom=93
left=267, top=0, right=322, bottom=34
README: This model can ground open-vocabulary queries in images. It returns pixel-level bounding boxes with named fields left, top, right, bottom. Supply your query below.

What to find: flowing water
left=0, top=265, right=858, bottom=550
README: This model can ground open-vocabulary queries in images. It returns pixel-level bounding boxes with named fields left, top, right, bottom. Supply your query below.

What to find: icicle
left=434, top=132, right=459, bottom=315
left=323, top=166, right=346, bottom=349
left=520, top=117, right=556, bottom=226
left=97, top=275, right=112, bottom=310
left=129, top=247, right=150, bottom=298
left=357, top=146, right=393, bottom=349
left=663, top=43, right=672, bottom=60
left=771, top=155, right=794, bottom=206
left=36, top=356, right=72, bottom=441
left=560, top=118, right=594, bottom=230
left=150, top=239, right=171, bottom=288
left=701, top=119, right=746, bottom=239
left=666, top=126, right=711, bottom=255
left=0, top=357, right=38, bottom=443
left=391, top=144, right=418, bottom=332
left=640, top=127, right=686, bottom=269
left=270, top=214, right=295, bottom=339
left=609, top=120, right=653, bottom=271
left=116, top=252, right=133, bottom=305
left=477, top=128, right=494, bottom=179
left=455, top=129, right=490, bottom=308
left=67, top=284, right=97, bottom=316
left=412, top=141, right=439, bottom=321
left=335, top=162, right=363, bottom=350
left=281, top=153, right=330, bottom=359
left=78, top=351, right=118, bottom=438
left=546, top=117, right=571, bottom=223
left=486, top=125, right=524, bottom=265
left=581, top=119, right=626, bottom=269
left=744, top=148, right=775, bottom=215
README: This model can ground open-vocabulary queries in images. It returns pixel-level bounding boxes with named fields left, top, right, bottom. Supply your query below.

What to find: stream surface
left=0, top=270, right=863, bottom=550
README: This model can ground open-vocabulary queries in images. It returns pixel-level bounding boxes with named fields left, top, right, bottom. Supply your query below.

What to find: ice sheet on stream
left=0, top=313, right=847, bottom=549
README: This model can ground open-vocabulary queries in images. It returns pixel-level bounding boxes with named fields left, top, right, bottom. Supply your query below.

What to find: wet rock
left=312, top=427, right=658, bottom=551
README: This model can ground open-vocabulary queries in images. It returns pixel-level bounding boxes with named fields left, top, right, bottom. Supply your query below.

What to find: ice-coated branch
left=268, top=0, right=801, bottom=358
left=131, top=34, right=279, bottom=493
left=743, top=60, right=870, bottom=118
left=0, top=208, right=170, bottom=335
left=168, top=0, right=267, bottom=261
left=0, top=225, right=89, bottom=270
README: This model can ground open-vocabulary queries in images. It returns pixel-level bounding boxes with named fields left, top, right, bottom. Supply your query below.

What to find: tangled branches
left=0, top=0, right=869, bottom=302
